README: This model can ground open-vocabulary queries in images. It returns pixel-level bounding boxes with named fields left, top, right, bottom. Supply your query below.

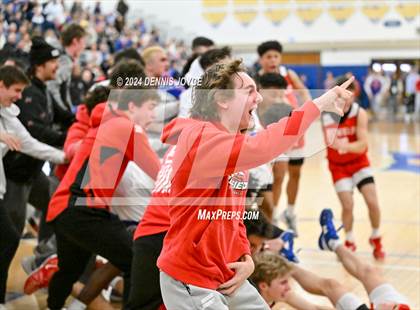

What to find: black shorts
left=289, top=158, right=304, bottom=166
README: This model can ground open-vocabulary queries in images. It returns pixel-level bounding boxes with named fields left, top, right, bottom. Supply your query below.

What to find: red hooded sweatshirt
left=157, top=101, right=320, bottom=289
left=47, top=104, right=161, bottom=222
left=133, top=118, right=193, bottom=239
left=55, top=104, right=91, bottom=180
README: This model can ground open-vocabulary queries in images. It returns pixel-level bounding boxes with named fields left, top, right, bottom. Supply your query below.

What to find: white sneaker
left=280, top=210, right=298, bottom=237
left=0, top=303, right=7, bottom=310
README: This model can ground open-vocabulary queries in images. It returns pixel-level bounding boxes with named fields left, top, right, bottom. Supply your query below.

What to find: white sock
left=336, top=292, right=364, bottom=310
left=67, top=299, right=86, bottom=310
left=345, top=231, right=354, bottom=242
left=371, top=229, right=380, bottom=238
left=329, top=239, right=342, bottom=251
left=286, top=204, right=295, bottom=215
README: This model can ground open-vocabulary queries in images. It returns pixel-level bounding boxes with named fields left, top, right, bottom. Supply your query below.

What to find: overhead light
left=382, top=63, right=397, bottom=72
left=400, top=63, right=411, bottom=72
left=372, top=63, right=382, bottom=72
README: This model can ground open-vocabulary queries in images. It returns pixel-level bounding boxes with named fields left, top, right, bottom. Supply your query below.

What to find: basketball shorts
left=248, top=164, right=273, bottom=195
left=273, top=147, right=305, bottom=165
left=329, top=159, right=374, bottom=192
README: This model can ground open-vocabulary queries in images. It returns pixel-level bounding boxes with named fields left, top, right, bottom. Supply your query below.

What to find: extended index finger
left=340, top=76, right=355, bottom=90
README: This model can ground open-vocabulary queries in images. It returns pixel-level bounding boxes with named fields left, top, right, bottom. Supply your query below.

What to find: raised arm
left=183, top=77, right=354, bottom=179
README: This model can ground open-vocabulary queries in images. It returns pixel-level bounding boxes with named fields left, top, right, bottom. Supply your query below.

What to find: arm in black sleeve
left=52, top=96, right=75, bottom=132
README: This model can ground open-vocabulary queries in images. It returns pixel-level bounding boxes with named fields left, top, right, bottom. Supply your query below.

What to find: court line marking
left=298, top=217, right=420, bottom=225
left=301, top=247, right=420, bottom=261
left=302, top=247, right=420, bottom=259
left=300, top=256, right=420, bottom=272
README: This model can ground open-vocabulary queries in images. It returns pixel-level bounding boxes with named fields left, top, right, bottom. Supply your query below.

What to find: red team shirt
left=322, top=102, right=370, bottom=183
left=55, top=104, right=94, bottom=180
left=46, top=104, right=161, bottom=222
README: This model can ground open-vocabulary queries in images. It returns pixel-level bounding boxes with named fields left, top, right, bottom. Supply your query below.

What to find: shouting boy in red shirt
left=156, top=59, right=354, bottom=309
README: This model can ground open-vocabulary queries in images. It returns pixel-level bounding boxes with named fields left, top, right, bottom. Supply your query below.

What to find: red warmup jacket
left=46, top=104, right=161, bottom=222
left=157, top=101, right=320, bottom=289
left=55, top=104, right=91, bottom=180
left=133, top=118, right=193, bottom=240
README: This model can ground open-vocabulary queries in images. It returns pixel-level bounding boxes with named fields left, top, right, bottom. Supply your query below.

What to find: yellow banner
left=264, top=8, right=290, bottom=25
left=296, top=7, right=323, bottom=25
left=327, top=0, right=355, bottom=24
left=361, top=3, right=390, bottom=23
left=202, top=0, right=228, bottom=8
left=395, top=2, right=420, bottom=22
left=202, top=11, right=227, bottom=27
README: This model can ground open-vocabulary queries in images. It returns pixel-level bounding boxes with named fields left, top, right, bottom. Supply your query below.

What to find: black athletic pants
left=47, top=205, right=133, bottom=310
left=0, top=198, right=20, bottom=303
left=0, top=171, right=53, bottom=304
left=125, top=231, right=166, bottom=310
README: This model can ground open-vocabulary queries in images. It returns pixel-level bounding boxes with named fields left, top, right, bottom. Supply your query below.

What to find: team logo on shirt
left=228, top=171, right=248, bottom=193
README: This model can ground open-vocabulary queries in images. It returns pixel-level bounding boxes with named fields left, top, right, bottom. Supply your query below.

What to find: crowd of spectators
left=0, top=0, right=189, bottom=99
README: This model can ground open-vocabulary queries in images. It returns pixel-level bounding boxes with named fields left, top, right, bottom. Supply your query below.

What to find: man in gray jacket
left=47, top=23, right=86, bottom=113
left=0, top=65, right=66, bottom=309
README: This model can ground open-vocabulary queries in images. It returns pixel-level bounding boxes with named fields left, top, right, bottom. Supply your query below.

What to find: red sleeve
left=125, top=125, right=161, bottom=181
left=185, top=101, right=320, bottom=180
left=63, top=122, right=89, bottom=160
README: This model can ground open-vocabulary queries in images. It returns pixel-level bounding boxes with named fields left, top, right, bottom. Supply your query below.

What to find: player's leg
left=335, top=245, right=385, bottom=293
left=318, top=209, right=373, bottom=310
left=356, top=172, right=385, bottom=260
left=72, top=282, right=114, bottom=310
left=126, top=232, right=166, bottom=310
left=259, top=189, right=275, bottom=221
left=48, top=229, right=92, bottom=310
left=0, top=199, right=20, bottom=306
left=280, top=159, right=303, bottom=236
left=336, top=189, right=356, bottom=250
left=291, top=264, right=348, bottom=306
left=330, top=163, right=356, bottom=250
left=75, top=262, right=121, bottom=307
left=286, top=159, right=303, bottom=207
left=318, top=208, right=385, bottom=292
left=272, top=160, right=287, bottom=208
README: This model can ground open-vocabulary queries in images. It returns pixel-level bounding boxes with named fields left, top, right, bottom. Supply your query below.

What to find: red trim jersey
left=322, top=102, right=369, bottom=165
left=322, top=103, right=371, bottom=184
left=46, top=104, right=161, bottom=222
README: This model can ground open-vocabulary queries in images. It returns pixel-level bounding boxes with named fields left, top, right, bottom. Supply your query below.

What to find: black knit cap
left=257, top=40, right=283, bottom=57
left=29, top=37, right=60, bottom=66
